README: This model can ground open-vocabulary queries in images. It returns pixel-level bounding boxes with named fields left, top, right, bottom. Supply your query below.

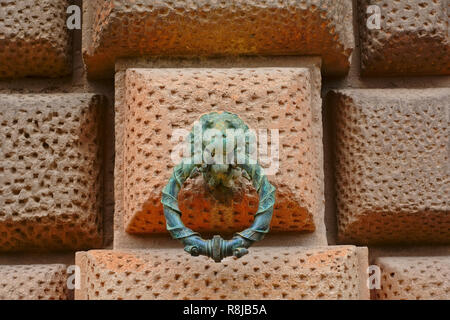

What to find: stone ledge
left=83, top=0, right=354, bottom=79
left=75, top=246, right=369, bottom=300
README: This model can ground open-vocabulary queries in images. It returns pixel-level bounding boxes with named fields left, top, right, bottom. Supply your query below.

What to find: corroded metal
left=161, top=112, right=276, bottom=263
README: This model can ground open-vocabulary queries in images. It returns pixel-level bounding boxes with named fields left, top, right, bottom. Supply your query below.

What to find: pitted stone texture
left=330, top=89, right=450, bottom=245
left=0, top=264, right=69, bottom=300
left=178, top=174, right=261, bottom=234
left=375, top=257, right=450, bottom=300
left=83, top=0, right=354, bottom=78
left=121, top=68, right=323, bottom=235
left=358, top=0, right=450, bottom=76
left=76, top=246, right=368, bottom=300
left=0, top=0, right=72, bottom=78
left=0, top=94, right=104, bottom=252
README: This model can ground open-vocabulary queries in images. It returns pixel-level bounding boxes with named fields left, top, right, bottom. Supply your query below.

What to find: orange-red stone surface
left=0, top=0, right=72, bottom=78
left=83, top=0, right=354, bottom=78
left=75, top=246, right=369, bottom=300
left=0, top=94, right=104, bottom=251
left=358, top=0, right=450, bottom=76
left=330, top=89, right=450, bottom=245
left=375, top=256, right=450, bottom=300
left=117, top=67, right=324, bottom=236
left=0, top=264, right=69, bottom=300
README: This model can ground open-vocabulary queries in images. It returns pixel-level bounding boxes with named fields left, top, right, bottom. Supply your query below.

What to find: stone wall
left=0, top=0, right=448, bottom=300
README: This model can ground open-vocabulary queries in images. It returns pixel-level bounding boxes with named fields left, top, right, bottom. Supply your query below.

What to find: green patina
left=161, top=112, right=276, bottom=263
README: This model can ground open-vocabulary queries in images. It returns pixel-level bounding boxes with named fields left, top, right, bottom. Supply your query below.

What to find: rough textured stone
left=358, top=0, right=450, bottom=76
left=178, top=174, right=261, bottom=234
left=0, top=94, right=105, bottom=252
left=0, top=264, right=69, bottom=300
left=0, top=0, right=72, bottom=79
left=329, top=89, right=450, bottom=245
left=75, top=246, right=369, bottom=300
left=83, top=0, right=354, bottom=79
left=119, top=67, right=324, bottom=237
left=375, top=256, right=450, bottom=300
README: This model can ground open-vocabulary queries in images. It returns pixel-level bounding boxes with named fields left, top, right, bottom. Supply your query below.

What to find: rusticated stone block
left=75, top=246, right=369, bottom=300
left=0, top=264, right=69, bottom=300
left=358, top=0, right=450, bottom=76
left=83, top=0, right=354, bottom=78
left=119, top=67, right=324, bottom=237
left=329, top=89, right=450, bottom=245
left=0, top=0, right=72, bottom=78
left=375, top=256, right=450, bottom=300
left=0, top=94, right=104, bottom=252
